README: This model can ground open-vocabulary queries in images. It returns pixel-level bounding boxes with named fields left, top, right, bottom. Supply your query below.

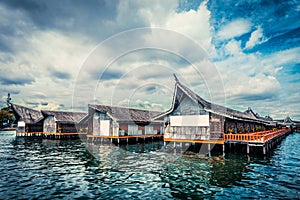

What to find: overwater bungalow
left=82, top=104, right=164, bottom=137
left=41, top=110, right=87, bottom=133
left=11, top=104, right=87, bottom=135
left=11, top=104, right=44, bottom=133
left=154, top=75, right=277, bottom=141
left=274, top=116, right=300, bottom=129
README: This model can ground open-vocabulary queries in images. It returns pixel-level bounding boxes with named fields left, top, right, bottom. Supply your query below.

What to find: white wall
left=170, top=115, right=209, bottom=127
left=100, top=120, right=110, bottom=136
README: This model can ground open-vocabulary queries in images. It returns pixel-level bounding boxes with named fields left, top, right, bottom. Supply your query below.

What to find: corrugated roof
left=89, top=104, right=162, bottom=122
left=11, top=104, right=44, bottom=124
left=42, top=110, right=87, bottom=123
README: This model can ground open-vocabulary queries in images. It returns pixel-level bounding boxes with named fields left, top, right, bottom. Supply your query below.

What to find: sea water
left=0, top=131, right=299, bottom=199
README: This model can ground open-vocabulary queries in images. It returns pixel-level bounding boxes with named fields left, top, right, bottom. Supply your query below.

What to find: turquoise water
left=0, top=131, right=299, bottom=199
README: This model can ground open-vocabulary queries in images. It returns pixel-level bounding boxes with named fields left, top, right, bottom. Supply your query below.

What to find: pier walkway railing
left=223, top=128, right=290, bottom=143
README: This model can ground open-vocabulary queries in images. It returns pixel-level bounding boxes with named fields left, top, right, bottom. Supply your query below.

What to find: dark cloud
left=234, top=93, right=278, bottom=102
left=98, top=70, right=123, bottom=81
left=31, top=93, right=47, bottom=99
left=49, top=67, right=71, bottom=80
left=0, top=39, right=13, bottom=52
left=0, top=88, right=20, bottom=95
left=3, top=0, right=43, bottom=13
left=0, top=76, right=35, bottom=85
left=1, top=0, right=122, bottom=40
left=145, top=86, right=156, bottom=93
left=41, top=102, right=48, bottom=106
left=52, top=71, right=71, bottom=80
left=25, top=101, right=39, bottom=107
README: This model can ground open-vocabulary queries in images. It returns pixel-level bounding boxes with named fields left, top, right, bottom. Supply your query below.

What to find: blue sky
left=0, top=0, right=299, bottom=120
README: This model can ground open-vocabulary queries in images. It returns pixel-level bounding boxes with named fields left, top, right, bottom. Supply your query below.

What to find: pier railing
left=16, top=132, right=87, bottom=136
left=223, top=128, right=290, bottom=143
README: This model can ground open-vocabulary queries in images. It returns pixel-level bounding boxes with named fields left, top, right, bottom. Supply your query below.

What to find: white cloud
left=163, top=1, right=216, bottom=55
left=245, top=26, right=267, bottom=49
left=217, top=18, right=252, bottom=40
left=225, top=39, right=242, bottom=55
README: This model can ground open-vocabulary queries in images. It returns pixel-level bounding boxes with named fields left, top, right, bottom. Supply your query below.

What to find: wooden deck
left=164, top=128, right=291, bottom=155
left=16, top=132, right=87, bottom=139
left=86, top=134, right=164, bottom=145
left=164, top=138, right=225, bottom=144
left=16, top=132, right=87, bottom=136
left=223, top=128, right=290, bottom=143
left=86, top=134, right=163, bottom=139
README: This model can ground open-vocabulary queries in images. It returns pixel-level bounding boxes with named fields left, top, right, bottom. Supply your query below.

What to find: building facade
left=154, top=76, right=276, bottom=140
left=42, top=110, right=87, bottom=133
left=11, top=104, right=44, bottom=133
left=83, top=104, right=164, bottom=137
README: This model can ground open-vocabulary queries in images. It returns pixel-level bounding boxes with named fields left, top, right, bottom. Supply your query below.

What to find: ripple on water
left=0, top=131, right=300, bottom=199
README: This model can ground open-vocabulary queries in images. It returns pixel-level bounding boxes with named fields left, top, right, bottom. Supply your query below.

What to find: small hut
left=154, top=76, right=276, bottom=140
left=11, top=104, right=44, bottom=133
left=41, top=110, right=87, bottom=133
left=82, top=104, right=164, bottom=136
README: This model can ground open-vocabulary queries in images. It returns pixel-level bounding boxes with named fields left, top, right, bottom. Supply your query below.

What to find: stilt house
left=154, top=76, right=276, bottom=140
left=41, top=110, right=87, bottom=133
left=82, top=104, right=164, bottom=136
left=11, top=104, right=44, bottom=133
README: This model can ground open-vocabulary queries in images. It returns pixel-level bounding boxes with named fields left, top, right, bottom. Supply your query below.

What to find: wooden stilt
left=247, top=144, right=250, bottom=154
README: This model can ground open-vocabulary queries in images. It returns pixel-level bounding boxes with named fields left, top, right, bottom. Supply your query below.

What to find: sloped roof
left=42, top=110, right=87, bottom=123
left=176, top=81, right=263, bottom=122
left=154, top=76, right=271, bottom=124
left=11, top=104, right=44, bottom=124
left=89, top=104, right=162, bottom=122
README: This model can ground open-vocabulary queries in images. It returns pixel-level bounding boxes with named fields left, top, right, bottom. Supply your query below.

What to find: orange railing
left=223, top=128, right=290, bottom=143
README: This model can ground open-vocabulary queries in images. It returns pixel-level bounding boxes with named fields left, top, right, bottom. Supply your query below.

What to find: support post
left=247, top=143, right=250, bottom=154
left=263, top=145, right=266, bottom=155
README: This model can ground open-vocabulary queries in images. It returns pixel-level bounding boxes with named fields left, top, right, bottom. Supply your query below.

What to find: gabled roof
left=42, top=110, right=87, bottom=123
left=177, top=81, right=263, bottom=122
left=244, top=107, right=258, bottom=118
left=88, top=104, right=162, bottom=123
left=154, top=75, right=271, bottom=124
left=11, top=104, right=44, bottom=124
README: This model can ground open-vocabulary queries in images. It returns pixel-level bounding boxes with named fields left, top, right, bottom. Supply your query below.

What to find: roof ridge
left=12, top=103, right=41, bottom=112
left=41, top=110, right=86, bottom=114
left=89, top=103, right=161, bottom=112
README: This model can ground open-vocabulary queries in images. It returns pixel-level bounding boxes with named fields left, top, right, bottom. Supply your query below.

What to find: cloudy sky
left=0, top=0, right=299, bottom=120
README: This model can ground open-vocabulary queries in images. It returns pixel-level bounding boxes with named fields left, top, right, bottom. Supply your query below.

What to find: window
left=128, top=124, right=138, bottom=135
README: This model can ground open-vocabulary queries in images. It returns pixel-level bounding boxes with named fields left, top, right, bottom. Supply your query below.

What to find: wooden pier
left=16, top=132, right=87, bottom=140
left=16, top=131, right=163, bottom=144
left=164, top=128, right=292, bottom=156
left=224, top=128, right=291, bottom=155
left=86, top=134, right=164, bottom=145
